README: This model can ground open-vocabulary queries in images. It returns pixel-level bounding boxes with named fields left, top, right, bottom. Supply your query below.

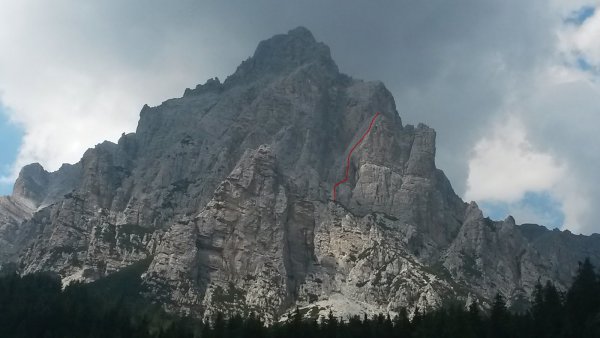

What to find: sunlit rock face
left=2, top=27, right=600, bottom=322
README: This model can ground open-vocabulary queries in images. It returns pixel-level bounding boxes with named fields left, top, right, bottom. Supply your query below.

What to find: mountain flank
left=1, top=26, right=599, bottom=322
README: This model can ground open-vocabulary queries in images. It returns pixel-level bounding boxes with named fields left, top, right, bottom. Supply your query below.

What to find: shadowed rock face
left=2, top=26, right=600, bottom=321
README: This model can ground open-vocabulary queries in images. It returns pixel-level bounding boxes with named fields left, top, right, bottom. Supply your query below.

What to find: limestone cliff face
left=0, top=196, right=34, bottom=263
left=0, top=162, right=81, bottom=263
left=2, top=27, right=600, bottom=320
left=143, top=144, right=457, bottom=322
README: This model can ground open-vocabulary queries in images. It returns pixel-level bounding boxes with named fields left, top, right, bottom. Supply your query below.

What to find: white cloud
left=556, top=179, right=591, bottom=233
left=466, top=61, right=600, bottom=234
left=481, top=196, right=564, bottom=228
left=465, top=112, right=595, bottom=234
left=559, top=4, right=600, bottom=70
left=464, top=3, right=600, bottom=234
left=465, top=116, right=566, bottom=203
left=519, top=70, right=600, bottom=234
left=571, top=9, right=600, bottom=62
left=0, top=0, right=599, bottom=234
left=0, top=1, right=248, bottom=180
left=510, top=203, right=562, bottom=228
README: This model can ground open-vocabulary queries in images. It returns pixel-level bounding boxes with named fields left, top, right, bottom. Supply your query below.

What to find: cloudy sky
left=0, top=0, right=599, bottom=234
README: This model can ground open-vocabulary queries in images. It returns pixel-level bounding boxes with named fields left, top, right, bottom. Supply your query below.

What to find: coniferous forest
left=1, top=259, right=600, bottom=338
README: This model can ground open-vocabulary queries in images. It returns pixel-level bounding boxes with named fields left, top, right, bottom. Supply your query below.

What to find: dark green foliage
left=489, top=293, right=510, bottom=338
left=531, top=280, right=563, bottom=338
left=564, top=258, right=600, bottom=337
left=0, top=271, right=151, bottom=337
left=2, top=258, right=600, bottom=337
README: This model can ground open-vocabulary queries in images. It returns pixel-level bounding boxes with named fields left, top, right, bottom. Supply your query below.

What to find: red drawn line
left=333, top=112, right=381, bottom=201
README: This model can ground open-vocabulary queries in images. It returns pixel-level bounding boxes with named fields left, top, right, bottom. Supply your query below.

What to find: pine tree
left=565, top=258, right=600, bottom=337
left=287, top=307, right=303, bottom=338
left=383, top=313, right=394, bottom=338
left=346, top=315, right=363, bottom=338
left=467, top=300, right=482, bottom=336
left=243, top=312, right=264, bottom=338
left=323, top=310, right=338, bottom=338
left=411, top=306, right=422, bottom=333
left=214, top=312, right=226, bottom=338
left=227, top=313, right=244, bottom=338
left=530, top=280, right=545, bottom=338
left=542, top=281, right=563, bottom=338
left=489, top=293, right=509, bottom=338
left=393, top=307, right=411, bottom=338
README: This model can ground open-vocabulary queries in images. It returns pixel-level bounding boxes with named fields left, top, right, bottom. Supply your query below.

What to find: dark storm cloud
left=151, top=0, right=557, bottom=193
left=2, top=0, right=598, bottom=232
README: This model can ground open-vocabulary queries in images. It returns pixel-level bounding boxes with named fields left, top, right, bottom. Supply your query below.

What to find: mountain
left=1, top=27, right=599, bottom=322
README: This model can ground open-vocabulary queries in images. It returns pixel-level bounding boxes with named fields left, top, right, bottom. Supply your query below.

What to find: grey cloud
left=522, top=79, right=600, bottom=233
left=2, top=0, right=598, bottom=231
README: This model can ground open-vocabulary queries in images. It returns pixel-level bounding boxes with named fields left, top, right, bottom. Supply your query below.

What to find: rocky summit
left=1, top=27, right=599, bottom=322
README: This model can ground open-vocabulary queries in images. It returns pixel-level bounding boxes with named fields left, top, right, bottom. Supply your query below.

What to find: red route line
left=332, top=112, right=381, bottom=201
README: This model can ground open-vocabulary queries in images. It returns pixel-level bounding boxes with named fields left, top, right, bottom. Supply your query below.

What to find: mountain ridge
left=1, top=26, right=599, bottom=322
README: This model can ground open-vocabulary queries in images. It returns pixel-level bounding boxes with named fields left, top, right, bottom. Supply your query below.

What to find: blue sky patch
left=0, top=105, right=23, bottom=196
left=480, top=191, right=565, bottom=229
left=575, top=56, right=600, bottom=77
left=565, top=6, right=595, bottom=25
left=577, top=56, right=593, bottom=72
left=480, top=202, right=510, bottom=221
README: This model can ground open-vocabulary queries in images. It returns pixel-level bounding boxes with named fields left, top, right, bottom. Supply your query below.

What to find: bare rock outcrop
left=1, top=27, right=599, bottom=321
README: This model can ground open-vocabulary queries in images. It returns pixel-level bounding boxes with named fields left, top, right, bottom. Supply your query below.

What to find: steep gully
left=332, top=112, right=381, bottom=201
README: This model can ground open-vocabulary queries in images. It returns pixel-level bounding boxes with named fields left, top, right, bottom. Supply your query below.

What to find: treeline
left=1, top=259, right=600, bottom=337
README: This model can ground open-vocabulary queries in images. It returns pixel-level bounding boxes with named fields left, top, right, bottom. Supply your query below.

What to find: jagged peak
left=286, top=26, right=315, bottom=39
left=504, top=215, right=516, bottom=225
left=225, top=26, right=338, bottom=85
left=18, top=162, right=46, bottom=175
left=183, top=77, right=222, bottom=97
left=12, top=162, right=49, bottom=207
